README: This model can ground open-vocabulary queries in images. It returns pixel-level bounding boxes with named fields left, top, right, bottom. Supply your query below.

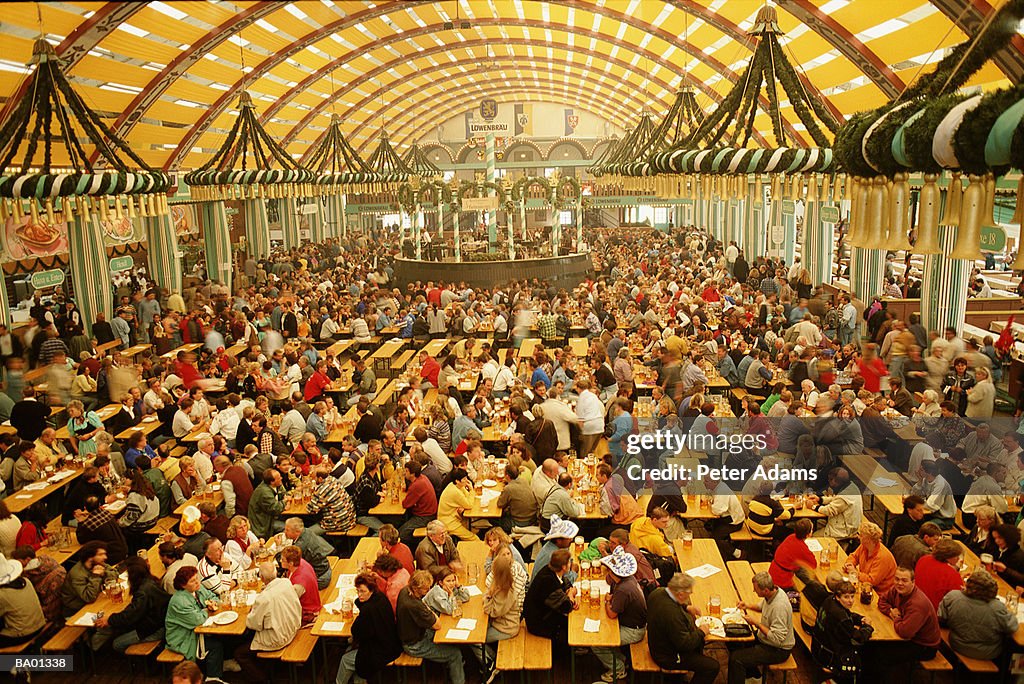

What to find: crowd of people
left=0, top=224, right=1022, bottom=684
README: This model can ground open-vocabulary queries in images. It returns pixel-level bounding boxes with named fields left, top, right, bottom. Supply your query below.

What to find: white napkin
left=320, top=621, right=346, bottom=632
left=324, top=599, right=346, bottom=614
left=685, top=564, right=722, bottom=579
left=456, top=618, right=477, bottom=631
left=23, top=482, right=49, bottom=491
left=73, top=612, right=100, bottom=627
left=479, top=490, right=500, bottom=507
left=871, top=477, right=898, bottom=488
left=805, top=539, right=823, bottom=553
left=336, top=574, right=356, bottom=589
left=583, top=618, right=601, bottom=633
left=445, top=629, right=471, bottom=640
left=463, top=585, right=483, bottom=597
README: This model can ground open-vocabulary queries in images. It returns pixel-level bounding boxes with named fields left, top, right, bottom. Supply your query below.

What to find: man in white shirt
left=725, top=241, right=739, bottom=274
left=539, top=394, right=578, bottom=452
left=172, top=397, right=205, bottom=439
left=963, top=462, right=1009, bottom=518
left=196, top=538, right=238, bottom=594
left=912, top=461, right=956, bottom=526
left=704, top=474, right=745, bottom=558
left=210, top=398, right=241, bottom=445
left=239, top=562, right=301, bottom=660
left=192, top=437, right=216, bottom=483
left=279, top=402, right=307, bottom=446
left=798, top=380, right=820, bottom=409
left=414, top=427, right=450, bottom=475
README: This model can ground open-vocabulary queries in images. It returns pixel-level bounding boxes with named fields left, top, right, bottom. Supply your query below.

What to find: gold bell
left=950, top=174, right=985, bottom=261
left=912, top=173, right=942, bottom=255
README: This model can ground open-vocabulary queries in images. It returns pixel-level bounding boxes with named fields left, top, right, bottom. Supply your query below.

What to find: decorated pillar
left=576, top=203, right=583, bottom=251
left=307, top=196, right=325, bottom=244
left=745, top=178, right=766, bottom=260
left=340, top=193, right=349, bottom=239
left=201, top=201, right=233, bottom=293
left=414, top=202, right=422, bottom=260
left=144, top=211, right=183, bottom=297
left=243, top=199, right=270, bottom=260
left=849, top=246, right=886, bottom=306
left=323, top=193, right=344, bottom=241
left=520, top=197, right=527, bottom=240
left=454, top=207, right=461, bottom=261
left=485, top=133, right=497, bottom=248
left=552, top=212, right=561, bottom=257
left=803, top=176, right=837, bottom=287
left=508, top=210, right=515, bottom=260
left=281, top=196, right=301, bottom=251
left=69, top=214, right=111, bottom=337
left=920, top=225, right=972, bottom=335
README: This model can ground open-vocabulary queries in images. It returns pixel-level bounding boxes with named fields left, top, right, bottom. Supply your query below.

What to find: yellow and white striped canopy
left=0, top=0, right=1017, bottom=171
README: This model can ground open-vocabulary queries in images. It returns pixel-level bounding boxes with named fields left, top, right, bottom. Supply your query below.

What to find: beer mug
left=574, top=536, right=585, bottom=557
left=708, top=594, right=721, bottom=617
left=820, top=547, right=832, bottom=569
left=468, top=563, right=480, bottom=586
left=682, top=530, right=694, bottom=550
left=580, top=561, right=591, bottom=579
left=860, top=582, right=873, bottom=605
left=589, top=586, right=600, bottom=609
left=341, top=596, right=354, bottom=620
left=981, top=553, right=994, bottom=571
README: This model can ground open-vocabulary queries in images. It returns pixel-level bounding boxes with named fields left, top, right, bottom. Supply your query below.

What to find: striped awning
left=200, top=201, right=232, bottom=293
left=281, top=197, right=301, bottom=251
left=69, top=214, right=111, bottom=337
left=243, top=198, right=270, bottom=261
left=144, top=212, right=182, bottom=297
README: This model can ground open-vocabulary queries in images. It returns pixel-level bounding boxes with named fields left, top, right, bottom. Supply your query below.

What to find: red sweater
left=914, top=554, right=964, bottom=608
left=877, top=585, right=941, bottom=648
left=304, top=371, right=332, bottom=402
left=402, top=475, right=438, bottom=517
left=290, top=558, right=322, bottom=622
left=386, top=542, right=416, bottom=576
left=769, top=534, right=817, bottom=589
left=420, top=357, right=440, bottom=387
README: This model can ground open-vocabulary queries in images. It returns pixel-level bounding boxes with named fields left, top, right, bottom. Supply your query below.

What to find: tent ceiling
left=0, top=0, right=1016, bottom=171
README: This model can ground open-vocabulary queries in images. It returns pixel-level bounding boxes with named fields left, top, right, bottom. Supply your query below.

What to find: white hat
left=544, top=515, right=580, bottom=541
left=0, top=554, right=23, bottom=585
left=599, top=546, right=638, bottom=578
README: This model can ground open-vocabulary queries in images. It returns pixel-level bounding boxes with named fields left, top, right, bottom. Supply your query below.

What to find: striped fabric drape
left=243, top=199, right=270, bottom=260
left=782, top=205, right=797, bottom=267
left=802, top=197, right=836, bottom=287
left=921, top=225, right=971, bottom=335
left=308, top=196, right=325, bottom=244
left=281, top=197, right=301, bottom=251
left=746, top=190, right=765, bottom=260
left=200, top=201, right=233, bottom=293
left=144, top=212, right=182, bottom=297
left=485, top=132, right=497, bottom=247
left=69, top=214, right=111, bottom=337
left=850, top=246, right=886, bottom=305
left=323, top=194, right=345, bottom=241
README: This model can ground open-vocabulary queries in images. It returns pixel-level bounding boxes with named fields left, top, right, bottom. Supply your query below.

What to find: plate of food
left=721, top=609, right=747, bottom=625
left=695, top=615, right=725, bottom=637
left=142, top=415, right=157, bottom=423
left=481, top=479, right=498, bottom=488
left=211, top=610, right=239, bottom=625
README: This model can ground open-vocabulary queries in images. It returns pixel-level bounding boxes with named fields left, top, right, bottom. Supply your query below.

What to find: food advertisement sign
left=171, top=204, right=199, bottom=235
left=4, top=213, right=68, bottom=260
left=100, top=215, right=142, bottom=245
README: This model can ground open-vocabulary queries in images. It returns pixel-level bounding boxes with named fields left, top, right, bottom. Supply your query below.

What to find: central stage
left=393, top=252, right=593, bottom=289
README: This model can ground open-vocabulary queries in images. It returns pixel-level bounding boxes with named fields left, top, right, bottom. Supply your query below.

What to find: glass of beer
left=859, top=582, right=873, bottom=605
left=580, top=561, right=591, bottom=579
left=574, top=536, right=584, bottom=557
left=589, top=585, right=600, bottom=609
left=980, top=553, right=994, bottom=571
left=708, top=594, right=721, bottom=617
left=820, top=546, right=832, bottom=569
left=682, top=530, right=694, bottom=550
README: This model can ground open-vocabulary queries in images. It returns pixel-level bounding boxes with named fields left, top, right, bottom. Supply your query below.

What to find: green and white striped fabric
left=802, top=200, right=835, bottom=287
left=323, top=194, right=344, bottom=240
left=281, top=197, right=300, bottom=250
left=144, top=212, right=182, bottom=297
left=70, top=214, right=112, bottom=337
left=201, top=201, right=233, bottom=293
left=307, top=196, right=325, bottom=244
left=485, top=132, right=497, bottom=247
left=850, top=246, right=886, bottom=305
left=921, top=225, right=970, bottom=335
left=244, top=199, right=270, bottom=260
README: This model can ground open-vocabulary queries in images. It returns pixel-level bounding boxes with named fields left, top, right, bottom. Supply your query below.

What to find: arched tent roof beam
left=418, top=143, right=455, bottom=165
left=163, top=13, right=807, bottom=170
left=0, top=1, right=147, bottom=125
left=330, top=63, right=771, bottom=156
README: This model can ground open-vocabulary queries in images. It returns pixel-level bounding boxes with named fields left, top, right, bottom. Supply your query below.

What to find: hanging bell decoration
left=887, top=173, right=913, bottom=251
left=862, top=177, right=889, bottom=249
left=806, top=174, right=820, bottom=204
left=981, top=173, right=998, bottom=232
left=820, top=175, right=831, bottom=203
left=1011, top=176, right=1024, bottom=225
left=950, top=174, right=985, bottom=261
left=847, top=178, right=866, bottom=247
left=912, top=173, right=942, bottom=255
left=939, top=172, right=963, bottom=226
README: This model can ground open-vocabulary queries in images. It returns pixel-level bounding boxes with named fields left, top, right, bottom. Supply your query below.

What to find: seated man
left=60, top=541, right=118, bottom=618
left=523, top=548, right=577, bottom=646
left=274, top=517, right=334, bottom=590
left=233, top=562, right=301, bottom=679
left=396, top=570, right=465, bottom=684
left=646, top=573, right=719, bottom=684
left=196, top=538, right=238, bottom=594
left=280, top=545, right=321, bottom=625
left=414, top=520, right=463, bottom=579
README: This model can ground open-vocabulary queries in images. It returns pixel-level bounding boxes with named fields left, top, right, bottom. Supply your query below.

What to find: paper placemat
left=455, top=618, right=477, bottom=631
left=72, top=612, right=100, bottom=627
left=320, top=621, right=346, bottom=632
left=444, top=628, right=471, bottom=641
left=805, top=538, right=823, bottom=553
left=685, top=564, right=722, bottom=579
left=463, top=585, right=482, bottom=596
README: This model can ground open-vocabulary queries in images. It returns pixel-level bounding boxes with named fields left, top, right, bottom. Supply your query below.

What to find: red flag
left=996, top=315, right=1015, bottom=354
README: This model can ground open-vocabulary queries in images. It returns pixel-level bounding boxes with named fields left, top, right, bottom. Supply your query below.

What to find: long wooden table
left=162, top=342, right=203, bottom=359
left=673, top=538, right=747, bottom=633
left=174, top=489, right=224, bottom=516
left=55, top=403, right=122, bottom=440
left=421, top=339, right=450, bottom=358
left=3, top=468, right=83, bottom=513
left=369, top=339, right=406, bottom=361
left=434, top=540, right=490, bottom=646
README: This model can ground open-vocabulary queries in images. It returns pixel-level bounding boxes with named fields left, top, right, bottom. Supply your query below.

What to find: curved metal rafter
left=544, top=138, right=591, bottom=160
left=306, top=59, right=777, bottom=161
left=418, top=142, right=456, bottom=164
left=352, top=71, right=742, bottom=158
left=929, top=0, right=1024, bottom=82
left=166, top=14, right=809, bottom=170
left=0, top=1, right=147, bottom=127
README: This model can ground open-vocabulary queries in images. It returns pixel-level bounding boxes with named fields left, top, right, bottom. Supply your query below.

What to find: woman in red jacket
left=855, top=343, right=889, bottom=393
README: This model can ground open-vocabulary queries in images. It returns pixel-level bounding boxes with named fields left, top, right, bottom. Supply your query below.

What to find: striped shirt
left=307, top=477, right=356, bottom=532
left=745, top=495, right=790, bottom=536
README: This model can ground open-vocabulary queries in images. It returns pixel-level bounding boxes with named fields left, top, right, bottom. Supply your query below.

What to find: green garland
left=953, top=86, right=1021, bottom=176
left=833, top=111, right=877, bottom=178
left=901, top=93, right=969, bottom=173
left=511, top=176, right=552, bottom=202
left=864, top=103, right=921, bottom=177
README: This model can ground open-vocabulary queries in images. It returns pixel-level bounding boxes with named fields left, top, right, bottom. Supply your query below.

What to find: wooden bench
left=766, top=655, right=798, bottom=683
left=125, top=640, right=163, bottom=675
left=495, top=624, right=552, bottom=682
left=939, top=628, right=1000, bottom=676
left=41, top=625, right=85, bottom=652
left=258, top=627, right=320, bottom=684
left=413, top=527, right=427, bottom=538
left=157, top=647, right=185, bottom=664
left=388, top=652, right=426, bottom=684
left=391, top=349, right=417, bottom=376
left=0, top=622, right=52, bottom=654
left=630, top=633, right=692, bottom=679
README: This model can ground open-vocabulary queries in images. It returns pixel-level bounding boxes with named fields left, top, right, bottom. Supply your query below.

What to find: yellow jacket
left=629, top=517, right=673, bottom=558
left=439, top=482, right=476, bottom=541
